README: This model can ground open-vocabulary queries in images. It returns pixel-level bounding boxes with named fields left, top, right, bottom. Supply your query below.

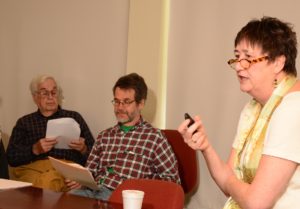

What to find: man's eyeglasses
left=37, top=90, right=58, bottom=98
left=111, top=99, right=135, bottom=107
left=227, top=56, right=269, bottom=70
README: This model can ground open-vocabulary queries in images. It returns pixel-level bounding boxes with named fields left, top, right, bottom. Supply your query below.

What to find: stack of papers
left=46, top=117, right=81, bottom=149
left=49, top=157, right=99, bottom=190
left=0, top=178, right=32, bottom=190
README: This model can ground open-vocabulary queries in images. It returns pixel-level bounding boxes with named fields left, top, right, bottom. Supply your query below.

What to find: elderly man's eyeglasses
left=111, top=99, right=135, bottom=107
left=37, top=90, right=58, bottom=98
left=227, top=56, right=269, bottom=70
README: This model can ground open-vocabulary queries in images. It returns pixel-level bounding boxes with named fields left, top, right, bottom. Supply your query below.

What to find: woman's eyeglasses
left=227, top=56, right=269, bottom=70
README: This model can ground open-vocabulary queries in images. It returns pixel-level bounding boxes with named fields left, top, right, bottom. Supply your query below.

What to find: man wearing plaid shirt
left=68, top=73, right=180, bottom=200
left=7, top=75, right=95, bottom=192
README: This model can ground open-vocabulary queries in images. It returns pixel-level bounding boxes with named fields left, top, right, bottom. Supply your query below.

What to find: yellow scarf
left=223, top=75, right=297, bottom=209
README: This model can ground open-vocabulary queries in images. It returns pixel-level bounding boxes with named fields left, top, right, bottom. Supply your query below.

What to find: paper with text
left=49, top=157, right=99, bottom=190
left=46, top=117, right=81, bottom=149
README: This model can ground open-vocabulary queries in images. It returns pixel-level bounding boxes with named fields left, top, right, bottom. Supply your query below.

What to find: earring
left=273, top=79, right=278, bottom=88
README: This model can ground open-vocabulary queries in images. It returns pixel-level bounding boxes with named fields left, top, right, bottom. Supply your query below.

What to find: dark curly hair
left=235, top=16, right=297, bottom=76
left=113, top=73, right=148, bottom=103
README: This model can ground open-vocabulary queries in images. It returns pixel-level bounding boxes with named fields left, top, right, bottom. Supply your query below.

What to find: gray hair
left=30, top=75, right=64, bottom=105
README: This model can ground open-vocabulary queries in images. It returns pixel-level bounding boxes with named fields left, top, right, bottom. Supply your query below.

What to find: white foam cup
left=122, top=190, right=145, bottom=209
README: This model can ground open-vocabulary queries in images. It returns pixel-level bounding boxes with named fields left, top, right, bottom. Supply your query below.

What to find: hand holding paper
left=49, top=157, right=99, bottom=190
left=65, top=179, right=82, bottom=190
left=68, top=137, right=87, bottom=153
left=46, top=118, right=81, bottom=149
left=32, top=137, right=58, bottom=155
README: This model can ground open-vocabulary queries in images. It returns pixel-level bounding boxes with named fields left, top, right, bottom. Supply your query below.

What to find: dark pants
left=0, top=139, right=9, bottom=179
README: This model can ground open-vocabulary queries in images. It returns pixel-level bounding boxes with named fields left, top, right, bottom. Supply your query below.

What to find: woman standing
left=178, top=17, right=300, bottom=209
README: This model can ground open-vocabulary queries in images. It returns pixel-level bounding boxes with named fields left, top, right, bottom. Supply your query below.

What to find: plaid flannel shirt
left=7, top=107, right=95, bottom=166
left=86, top=117, right=180, bottom=190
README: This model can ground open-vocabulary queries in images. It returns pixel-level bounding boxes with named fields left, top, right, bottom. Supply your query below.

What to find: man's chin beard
left=117, top=119, right=129, bottom=124
left=117, top=116, right=134, bottom=125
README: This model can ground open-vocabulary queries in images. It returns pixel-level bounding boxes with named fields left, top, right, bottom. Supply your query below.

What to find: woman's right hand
left=178, top=115, right=211, bottom=152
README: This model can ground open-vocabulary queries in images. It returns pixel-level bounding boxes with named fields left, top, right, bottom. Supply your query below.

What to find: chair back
left=162, top=129, right=198, bottom=194
left=109, top=178, right=184, bottom=209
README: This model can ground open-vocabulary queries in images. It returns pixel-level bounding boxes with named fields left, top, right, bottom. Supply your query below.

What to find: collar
left=37, top=105, right=61, bottom=118
left=117, top=116, right=145, bottom=131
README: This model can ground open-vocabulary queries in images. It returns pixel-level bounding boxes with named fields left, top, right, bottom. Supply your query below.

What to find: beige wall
left=0, top=0, right=129, bottom=146
left=1, top=1, right=300, bottom=209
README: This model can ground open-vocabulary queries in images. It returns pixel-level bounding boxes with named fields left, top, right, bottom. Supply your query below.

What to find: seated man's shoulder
left=140, top=122, right=166, bottom=140
left=16, top=111, right=40, bottom=123
left=97, top=126, right=116, bottom=137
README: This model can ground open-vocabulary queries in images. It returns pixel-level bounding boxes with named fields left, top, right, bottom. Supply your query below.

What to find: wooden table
left=0, top=186, right=123, bottom=209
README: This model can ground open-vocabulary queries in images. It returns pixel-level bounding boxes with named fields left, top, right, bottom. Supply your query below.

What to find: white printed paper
left=46, top=118, right=81, bottom=149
